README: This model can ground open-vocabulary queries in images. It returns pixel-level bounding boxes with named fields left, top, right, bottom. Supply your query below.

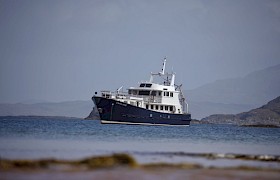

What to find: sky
left=0, top=0, right=280, bottom=103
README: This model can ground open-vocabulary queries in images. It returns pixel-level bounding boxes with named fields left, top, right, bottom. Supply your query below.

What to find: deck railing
left=100, top=91, right=162, bottom=103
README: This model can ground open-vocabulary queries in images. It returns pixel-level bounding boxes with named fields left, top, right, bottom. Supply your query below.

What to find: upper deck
left=96, top=58, right=188, bottom=114
left=98, top=57, right=189, bottom=114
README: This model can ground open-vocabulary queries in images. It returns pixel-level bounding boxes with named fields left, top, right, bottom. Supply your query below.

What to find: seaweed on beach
left=77, top=153, right=138, bottom=169
left=0, top=154, right=138, bottom=170
left=1, top=153, right=280, bottom=172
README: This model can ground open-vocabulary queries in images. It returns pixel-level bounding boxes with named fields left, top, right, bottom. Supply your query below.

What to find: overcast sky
left=0, top=0, right=280, bottom=103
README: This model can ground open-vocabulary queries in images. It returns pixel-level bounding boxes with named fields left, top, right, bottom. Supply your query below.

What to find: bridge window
left=156, top=105, right=159, bottom=110
left=165, top=106, right=168, bottom=111
left=151, top=91, right=156, bottom=96
left=164, top=92, right=171, bottom=97
left=139, top=90, right=150, bottom=96
left=151, top=105, right=154, bottom=109
left=170, top=106, right=173, bottom=111
left=160, top=106, right=163, bottom=110
left=131, top=90, right=137, bottom=95
left=139, top=83, right=152, bottom=88
left=158, top=92, right=162, bottom=96
left=146, top=104, right=149, bottom=109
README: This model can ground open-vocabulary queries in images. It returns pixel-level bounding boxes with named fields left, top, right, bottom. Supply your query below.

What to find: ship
left=92, top=58, right=191, bottom=126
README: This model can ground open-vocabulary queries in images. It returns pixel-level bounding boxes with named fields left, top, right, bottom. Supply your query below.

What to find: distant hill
left=0, top=101, right=93, bottom=118
left=201, top=96, right=280, bottom=127
left=1, top=64, right=279, bottom=119
left=186, top=64, right=280, bottom=119
left=188, top=101, right=254, bottom=120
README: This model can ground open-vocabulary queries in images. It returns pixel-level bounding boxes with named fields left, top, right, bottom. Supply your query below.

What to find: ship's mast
left=160, top=57, right=167, bottom=75
left=149, top=57, right=176, bottom=86
left=150, top=57, right=167, bottom=83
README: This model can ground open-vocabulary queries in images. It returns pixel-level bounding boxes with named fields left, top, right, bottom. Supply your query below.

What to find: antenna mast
left=160, top=57, right=167, bottom=75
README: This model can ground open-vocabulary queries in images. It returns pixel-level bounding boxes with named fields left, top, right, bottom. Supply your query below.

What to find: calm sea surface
left=1, top=116, right=280, bottom=167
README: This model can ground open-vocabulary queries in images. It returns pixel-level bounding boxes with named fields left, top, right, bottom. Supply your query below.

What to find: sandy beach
left=1, top=164, right=280, bottom=180
left=1, top=153, right=280, bottom=180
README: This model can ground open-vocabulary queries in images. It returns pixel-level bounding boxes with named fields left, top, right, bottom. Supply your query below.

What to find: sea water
left=0, top=116, right=280, bottom=167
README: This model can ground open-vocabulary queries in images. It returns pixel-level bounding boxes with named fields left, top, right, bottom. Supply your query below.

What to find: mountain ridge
left=1, top=64, right=279, bottom=119
left=186, top=64, right=280, bottom=105
left=186, top=64, right=280, bottom=118
left=201, top=96, right=280, bottom=126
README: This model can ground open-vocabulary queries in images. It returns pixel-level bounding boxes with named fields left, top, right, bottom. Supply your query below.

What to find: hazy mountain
left=1, top=64, right=279, bottom=119
left=186, top=64, right=280, bottom=119
left=201, top=96, right=280, bottom=127
left=188, top=101, right=254, bottom=120
left=0, top=101, right=93, bottom=118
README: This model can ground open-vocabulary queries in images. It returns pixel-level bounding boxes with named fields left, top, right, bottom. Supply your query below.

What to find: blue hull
left=92, top=96, right=191, bottom=126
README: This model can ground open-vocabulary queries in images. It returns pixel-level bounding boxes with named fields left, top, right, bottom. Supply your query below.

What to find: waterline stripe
left=101, top=120, right=189, bottom=127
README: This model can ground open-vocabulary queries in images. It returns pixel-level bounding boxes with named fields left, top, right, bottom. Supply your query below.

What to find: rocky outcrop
left=201, top=96, right=280, bottom=126
left=85, top=107, right=100, bottom=120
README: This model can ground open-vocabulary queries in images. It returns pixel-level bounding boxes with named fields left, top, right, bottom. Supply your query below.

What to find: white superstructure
left=100, top=57, right=189, bottom=115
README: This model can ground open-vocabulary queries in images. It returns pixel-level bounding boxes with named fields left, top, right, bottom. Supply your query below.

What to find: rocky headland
left=85, top=107, right=100, bottom=120
left=200, top=96, right=280, bottom=127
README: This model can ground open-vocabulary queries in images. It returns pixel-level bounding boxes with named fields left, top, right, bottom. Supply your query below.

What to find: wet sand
left=1, top=168, right=280, bottom=180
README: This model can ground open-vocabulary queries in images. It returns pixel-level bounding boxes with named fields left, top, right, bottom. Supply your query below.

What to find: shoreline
left=2, top=116, right=279, bottom=128
left=1, top=153, right=280, bottom=180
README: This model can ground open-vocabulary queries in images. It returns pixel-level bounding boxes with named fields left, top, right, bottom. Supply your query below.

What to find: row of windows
left=138, top=90, right=150, bottom=96
left=146, top=104, right=174, bottom=112
left=163, top=91, right=173, bottom=97
left=128, top=90, right=174, bottom=97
